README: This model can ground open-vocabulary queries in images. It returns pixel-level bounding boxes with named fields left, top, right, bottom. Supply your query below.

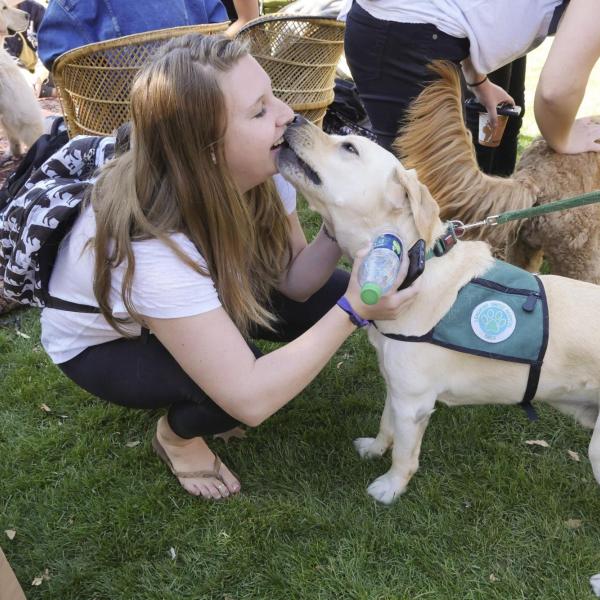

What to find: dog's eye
left=341, top=142, right=359, bottom=156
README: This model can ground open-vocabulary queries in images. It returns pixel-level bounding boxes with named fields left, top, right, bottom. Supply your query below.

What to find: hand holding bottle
left=343, top=243, right=420, bottom=324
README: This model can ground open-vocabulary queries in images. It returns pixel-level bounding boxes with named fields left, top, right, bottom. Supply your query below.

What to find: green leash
left=460, top=189, right=600, bottom=229
left=426, top=190, right=600, bottom=260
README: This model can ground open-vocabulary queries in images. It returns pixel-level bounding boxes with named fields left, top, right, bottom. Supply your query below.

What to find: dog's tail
left=394, top=61, right=537, bottom=247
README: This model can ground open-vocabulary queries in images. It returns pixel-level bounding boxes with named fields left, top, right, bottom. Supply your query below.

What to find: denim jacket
left=38, top=0, right=228, bottom=70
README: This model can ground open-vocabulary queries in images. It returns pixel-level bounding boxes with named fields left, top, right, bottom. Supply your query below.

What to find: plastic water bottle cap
left=360, top=283, right=382, bottom=305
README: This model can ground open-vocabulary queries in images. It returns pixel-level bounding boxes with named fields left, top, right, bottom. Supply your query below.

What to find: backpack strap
left=43, top=294, right=100, bottom=313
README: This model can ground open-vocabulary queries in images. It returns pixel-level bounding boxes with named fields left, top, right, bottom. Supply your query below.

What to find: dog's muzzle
left=276, top=116, right=322, bottom=186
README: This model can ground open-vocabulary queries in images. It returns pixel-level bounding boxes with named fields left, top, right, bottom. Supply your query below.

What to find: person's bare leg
left=155, top=416, right=240, bottom=499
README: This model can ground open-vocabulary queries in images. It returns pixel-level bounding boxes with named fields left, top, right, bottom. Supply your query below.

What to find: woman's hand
left=471, top=79, right=515, bottom=127
left=344, top=247, right=421, bottom=322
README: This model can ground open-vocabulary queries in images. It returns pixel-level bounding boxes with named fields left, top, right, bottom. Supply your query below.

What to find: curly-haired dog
left=0, top=0, right=44, bottom=164
left=277, top=116, right=600, bottom=504
left=395, top=62, right=600, bottom=284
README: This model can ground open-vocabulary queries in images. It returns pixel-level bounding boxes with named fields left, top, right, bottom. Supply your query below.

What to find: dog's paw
left=353, top=437, right=386, bottom=459
left=367, top=473, right=406, bottom=504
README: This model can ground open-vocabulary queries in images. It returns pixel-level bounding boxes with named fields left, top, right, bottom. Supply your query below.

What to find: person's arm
left=225, top=0, right=259, bottom=37
left=461, top=57, right=515, bottom=126
left=534, top=0, right=600, bottom=153
left=276, top=212, right=343, bottom=302
left=145, top=250, right=418, bottom=428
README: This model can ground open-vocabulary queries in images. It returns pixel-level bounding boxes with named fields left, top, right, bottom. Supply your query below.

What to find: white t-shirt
left=40, top=174, right=297, bottom=364
left=340, top=0, right=564, bottom=74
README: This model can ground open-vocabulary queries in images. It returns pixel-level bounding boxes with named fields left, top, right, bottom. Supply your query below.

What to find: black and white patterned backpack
left=0, top=135, right=115, bottom=311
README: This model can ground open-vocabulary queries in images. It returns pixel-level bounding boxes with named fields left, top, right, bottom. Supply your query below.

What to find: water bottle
left=358, top=231, right=403, bottom=305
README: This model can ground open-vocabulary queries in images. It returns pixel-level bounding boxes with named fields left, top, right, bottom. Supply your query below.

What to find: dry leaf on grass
left=489, top=573, right=498, bottom=582
left=525, top=439, right=550, bottom=448
left=567, top=450, right=580, bottom=462
left=5, top=529, right=16, bottom=540
left=590, top=573, right=600, bottom=597
left=565, top=519, right=583, bottom=529
left=40, top=403, right=52, bottom=413
left=125, top=440, right=140, bottom=448
left=16, top=330, right=30, bottom=339
left=31, top=569, right=50, bottom=586
left=169, top=547, right=176, bottom=560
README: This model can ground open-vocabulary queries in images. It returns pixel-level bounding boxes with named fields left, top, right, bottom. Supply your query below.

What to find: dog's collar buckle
left=431, top=222, right=460, bottom=258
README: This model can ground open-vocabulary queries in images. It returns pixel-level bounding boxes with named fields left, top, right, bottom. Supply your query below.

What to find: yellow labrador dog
left=0, top=0, right=44, bottom=164
left=277, top=116, right=600, bottom=504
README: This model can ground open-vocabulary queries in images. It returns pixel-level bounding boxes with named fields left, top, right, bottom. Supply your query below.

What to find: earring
left=210, top=147, right=217, bottom=165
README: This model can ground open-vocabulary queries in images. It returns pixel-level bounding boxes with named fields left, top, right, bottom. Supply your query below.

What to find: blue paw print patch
left=471, top=300, right=516, bottom=343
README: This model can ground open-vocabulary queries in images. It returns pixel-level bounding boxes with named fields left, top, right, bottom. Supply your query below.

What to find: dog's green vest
left=380, top=260, right=549, bottom=418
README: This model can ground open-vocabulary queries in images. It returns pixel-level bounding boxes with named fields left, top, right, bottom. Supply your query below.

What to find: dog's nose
left=287, top=114, right=309, bottom=129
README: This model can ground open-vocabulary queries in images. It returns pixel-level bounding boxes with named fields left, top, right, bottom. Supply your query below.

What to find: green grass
left=2, top=41, right=600, bottom=600
left=2, top=209, right=600, bottom=599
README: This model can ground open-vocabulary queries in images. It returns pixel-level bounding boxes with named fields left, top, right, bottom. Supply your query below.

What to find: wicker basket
left=53, top=22, right=229, bottom=138
left=236, top=15, right=345, bottom=127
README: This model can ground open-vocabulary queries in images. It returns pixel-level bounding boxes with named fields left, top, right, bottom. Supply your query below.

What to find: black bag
left=322, top=78, right=378, bottom=141
left=0, top=116, right=69, bottom=213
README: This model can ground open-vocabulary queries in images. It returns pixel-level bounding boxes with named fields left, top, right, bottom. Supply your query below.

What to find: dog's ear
left=389, top=166, right=440, bottom=243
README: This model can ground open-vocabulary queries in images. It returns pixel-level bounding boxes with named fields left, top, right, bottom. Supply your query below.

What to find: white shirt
left=41, top=174, right=297, bottom=364
left=340, top=0, right=563, bottom=74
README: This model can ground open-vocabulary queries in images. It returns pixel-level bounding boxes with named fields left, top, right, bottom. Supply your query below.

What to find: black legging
left=58, top=269, right=350, bottom=439
left=344, top=2, right=525, bottom=177
left=344, top=2, right=469, bottom=151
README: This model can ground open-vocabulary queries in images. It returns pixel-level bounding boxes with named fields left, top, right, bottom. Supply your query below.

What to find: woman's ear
left=389, top=166, right=440, bottom=244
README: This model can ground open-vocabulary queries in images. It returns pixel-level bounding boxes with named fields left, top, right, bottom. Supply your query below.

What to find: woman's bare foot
left=155, top=416, right=240, bottom=499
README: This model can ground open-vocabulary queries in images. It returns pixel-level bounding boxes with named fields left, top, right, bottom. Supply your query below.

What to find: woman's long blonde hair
left=91, top=34, right=291, bottom=337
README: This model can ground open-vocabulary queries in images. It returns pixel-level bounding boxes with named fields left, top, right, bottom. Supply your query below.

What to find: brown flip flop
left=151, top=433, right=225, bottom=483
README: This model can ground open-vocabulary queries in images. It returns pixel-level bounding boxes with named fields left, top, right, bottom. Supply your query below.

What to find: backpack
left=0, top=134, right=116, bottom=312
left=0, top=116, right=69, bottom=213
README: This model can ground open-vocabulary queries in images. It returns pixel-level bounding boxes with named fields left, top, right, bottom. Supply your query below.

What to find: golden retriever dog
left=0, top=0, right=44, bottom=164
left=395, top=62, right=600, bottom=284
left=277, top=116, right=600, bottom=504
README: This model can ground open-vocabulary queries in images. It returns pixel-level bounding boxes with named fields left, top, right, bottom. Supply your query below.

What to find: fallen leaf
left=40, top=403, right=52, bottom=413
left=125, top=440, right=140, bottom=448
left=336, top=361, right=344, bottom=369
left=590, top=573, right=600, bottom=597
left=489, top=573, right=498, bottom=582
left=567, top=450, right=580, bottom=462
left=16, top=330, right=30, bottom=339
left=565, top=519, right=582, bottom=529
left=525, top=439, right=550, bottom=448
left=31, top=577, right=43, bottom=586
left=5, top=529, right=16, bottom=540
left=43, top=568, right=50, bottom=581
left=169, top=547, right=176, bottom=560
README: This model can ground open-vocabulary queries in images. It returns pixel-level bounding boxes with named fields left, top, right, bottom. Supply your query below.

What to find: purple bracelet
left=336, top=296, right=370, bottom=328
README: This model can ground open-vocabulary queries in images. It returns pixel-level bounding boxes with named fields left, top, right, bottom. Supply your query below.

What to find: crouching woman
left=40, top=34, right=417, bottom=500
